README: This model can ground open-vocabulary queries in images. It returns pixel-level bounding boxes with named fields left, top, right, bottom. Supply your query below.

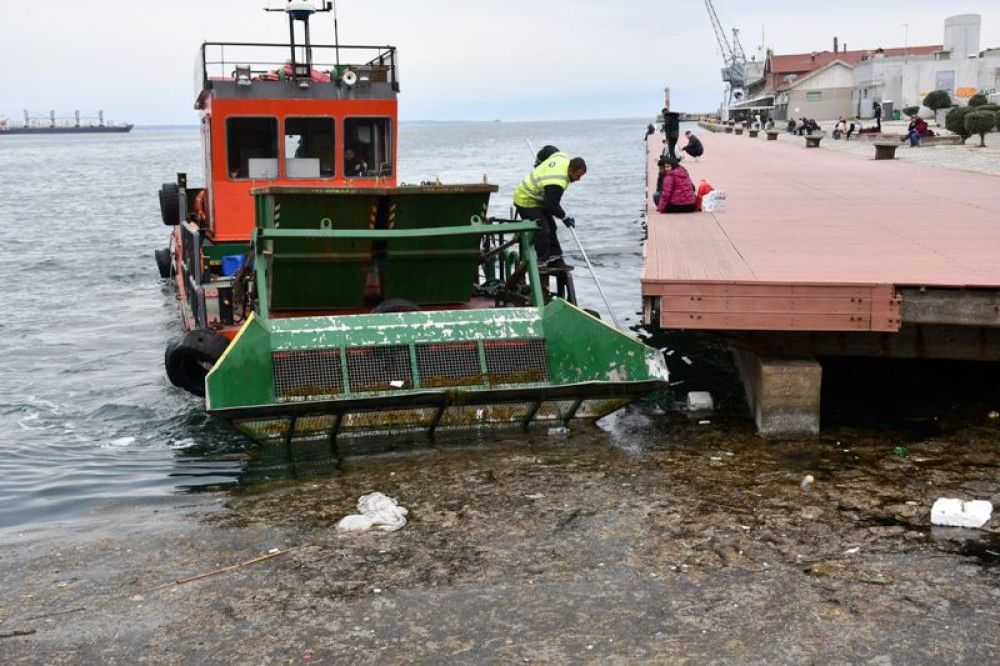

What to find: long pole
left=567, top=226, right=622, bottom=329
left=524, top=139, right=622, bottom=329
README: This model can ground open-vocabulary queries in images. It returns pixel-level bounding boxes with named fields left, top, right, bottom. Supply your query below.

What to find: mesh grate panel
left=273, top=349, right=344, bottom=399
left=484, top=339, right=549, bottom=385
left=416, top=342, right=483, bottom=388
left=346, top=345, right=413, bottom=392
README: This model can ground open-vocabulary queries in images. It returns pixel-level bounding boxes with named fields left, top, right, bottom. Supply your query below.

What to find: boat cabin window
left=344, top=117, right=393, bottom=178
left=284, top=117, right=335, bottom=178
left=226, top=117, right=278, bottom=179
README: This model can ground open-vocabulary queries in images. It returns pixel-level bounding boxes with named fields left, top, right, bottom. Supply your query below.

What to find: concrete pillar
left=733, top=350, right=821, bottom=439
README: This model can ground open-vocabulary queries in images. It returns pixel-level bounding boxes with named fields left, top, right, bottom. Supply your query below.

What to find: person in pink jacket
left=656, top=156, right=697, bottom=213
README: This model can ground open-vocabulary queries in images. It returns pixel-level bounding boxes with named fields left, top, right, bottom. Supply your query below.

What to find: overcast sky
left=2, top=1, right=998, bottom=124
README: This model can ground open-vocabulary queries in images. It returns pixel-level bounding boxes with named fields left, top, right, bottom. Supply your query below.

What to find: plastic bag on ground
left=701, top=189, right=727, bottom=213
left=336, top=492, right=409, bottom=532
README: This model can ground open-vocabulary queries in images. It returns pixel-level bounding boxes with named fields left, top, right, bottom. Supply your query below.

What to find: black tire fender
left=371, top=298, right=421, bottom=314
left=159, top=182, right=181, bottom=226
left=164, top=329, right=230, bottom=397
left=154, top=247, right=174, bottom=279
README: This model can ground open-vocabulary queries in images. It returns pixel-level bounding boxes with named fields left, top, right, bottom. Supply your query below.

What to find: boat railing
left=197, top=42, right=398, bottom=94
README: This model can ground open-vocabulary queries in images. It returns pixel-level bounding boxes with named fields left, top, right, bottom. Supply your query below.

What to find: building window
left=226, top=117, right=278, bottom=179
left=284, top=117, right=335, bottom=178
left=935, top=70, right=955, bottom=94
left=806, top=91, right=822, bottom=102
left=344, top=117, right=393, bottom=178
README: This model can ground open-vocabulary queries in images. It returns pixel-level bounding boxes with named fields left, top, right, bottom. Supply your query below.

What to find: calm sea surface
left=0, top=119, right=689, bottom=530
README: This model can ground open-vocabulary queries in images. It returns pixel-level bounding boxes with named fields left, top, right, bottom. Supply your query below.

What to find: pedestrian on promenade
left=873, top=101, right=883, bottom=132
left=662, top=110, right=681, bottom=160
left=513, top=150, right=587, bottom=264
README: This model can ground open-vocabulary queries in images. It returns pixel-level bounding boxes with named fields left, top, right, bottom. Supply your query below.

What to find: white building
left=851, top=14, right=1000, bottom=119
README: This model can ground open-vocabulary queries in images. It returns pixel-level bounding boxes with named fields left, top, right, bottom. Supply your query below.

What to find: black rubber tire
left=371, top=298, right=421, bottom=314
left=154, top=247, right=174, bottom=279
left=164, top=329, right=230, bottom=397
left=159, top=182, right=181, bottom=226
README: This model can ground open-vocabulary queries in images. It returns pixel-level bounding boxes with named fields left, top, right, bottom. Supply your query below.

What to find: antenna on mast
left=264, top=1, right=333, bottom=87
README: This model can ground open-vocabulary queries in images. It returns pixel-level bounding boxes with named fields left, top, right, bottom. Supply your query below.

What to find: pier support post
left=733, top=350, right=821, bottom=439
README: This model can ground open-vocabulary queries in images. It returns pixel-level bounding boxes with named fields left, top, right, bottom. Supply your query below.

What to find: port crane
left=704, top=0, right=747, bottom=120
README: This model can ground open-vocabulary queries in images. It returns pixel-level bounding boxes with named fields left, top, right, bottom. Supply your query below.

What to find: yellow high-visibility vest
left=513, top=152, right=570, bottom=208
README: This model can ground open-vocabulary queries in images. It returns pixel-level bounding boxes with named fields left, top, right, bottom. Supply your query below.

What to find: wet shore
left=2, top=377, right=998, bottom=662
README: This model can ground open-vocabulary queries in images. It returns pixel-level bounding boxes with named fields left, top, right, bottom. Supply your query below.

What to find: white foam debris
left=681, top=356, right=693, bottom=365
left=686, top=391, right=714, bottom=412
left=931, top=498, right=993, bottom=529
left=336, top=492, right=409, bottom=532
left=388, top=380, right=404, bottom=388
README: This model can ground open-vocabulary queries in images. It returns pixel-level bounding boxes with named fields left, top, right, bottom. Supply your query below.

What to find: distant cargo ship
left=0, top=110, right=133, bottom=134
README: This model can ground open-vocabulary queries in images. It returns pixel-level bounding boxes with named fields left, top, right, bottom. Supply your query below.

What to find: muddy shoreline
left=2, top=400, right=997, bottom=663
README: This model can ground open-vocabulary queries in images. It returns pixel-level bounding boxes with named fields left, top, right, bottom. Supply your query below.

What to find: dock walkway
left=641, top=130, right=1000, bottom=437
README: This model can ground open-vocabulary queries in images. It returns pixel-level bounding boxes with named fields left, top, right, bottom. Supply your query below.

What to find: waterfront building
left=746, top=14, right=999, bottom=122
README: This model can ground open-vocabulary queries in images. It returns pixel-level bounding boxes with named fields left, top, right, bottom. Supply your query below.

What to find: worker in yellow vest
left=513, top=150, right=587, bottom=264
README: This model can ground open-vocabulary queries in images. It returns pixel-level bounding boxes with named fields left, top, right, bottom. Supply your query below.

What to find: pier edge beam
left=733, top=349, right=821, bottom=440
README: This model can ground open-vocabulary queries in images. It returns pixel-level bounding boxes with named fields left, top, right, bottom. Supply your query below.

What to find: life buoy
left=164, top=329, right=230, bottom=397
left=194, top=189, right=209, bottom=223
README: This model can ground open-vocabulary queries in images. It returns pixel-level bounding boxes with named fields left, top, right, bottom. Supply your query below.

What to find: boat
left=154, top=1, right=668, bottom=450
left=0, top=110, right=132, bottom=134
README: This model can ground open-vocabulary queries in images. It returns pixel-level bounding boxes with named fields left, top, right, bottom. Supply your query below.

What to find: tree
left=964, top=111, right=996, bottom=147
left=923, top=90, right=953, bottom=110
left=902, top=105, right=920, bottom=117
left=945, top=106, right=973, bottom=143
left=967, top=93, right=989, bottom=107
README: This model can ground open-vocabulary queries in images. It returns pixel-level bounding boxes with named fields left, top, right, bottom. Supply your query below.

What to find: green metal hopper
left=205, top=185, right=669, bottom=448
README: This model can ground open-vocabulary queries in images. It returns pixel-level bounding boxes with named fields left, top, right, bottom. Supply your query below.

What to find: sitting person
left=833, top=118, right=846, bottom=139
left=787, top=119, right=797, bottom=134
left=652, top=156, right=668, bottom=206
left=343, top=146, right=368, bottom=177
left=656, top=156, right=697, bottom=214
left=904, top=116, right=932, bottom=146
left=846, top=120, right=856, bottom=140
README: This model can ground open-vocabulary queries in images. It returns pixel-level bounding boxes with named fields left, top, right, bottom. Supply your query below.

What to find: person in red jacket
left=656, top=156, right=697, bottom=213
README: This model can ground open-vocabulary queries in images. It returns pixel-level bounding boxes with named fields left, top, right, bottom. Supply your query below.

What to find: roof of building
left=770, top=45, right=942, bottom=74
left=776, top=59, right=853, bottom=91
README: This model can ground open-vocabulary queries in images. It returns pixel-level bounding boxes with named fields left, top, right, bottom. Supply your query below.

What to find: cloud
left=2, top=1, right=997, bottom=123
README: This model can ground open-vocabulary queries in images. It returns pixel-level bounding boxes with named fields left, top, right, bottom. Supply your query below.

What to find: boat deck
left=641, top=131, right=1000, bottom=331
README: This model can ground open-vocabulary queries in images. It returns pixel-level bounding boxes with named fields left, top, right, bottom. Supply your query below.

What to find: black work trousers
left=515, top=206, right=563, bottom=261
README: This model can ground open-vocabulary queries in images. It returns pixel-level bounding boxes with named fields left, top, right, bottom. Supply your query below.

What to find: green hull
left=206, top=299, right=669, bottom=445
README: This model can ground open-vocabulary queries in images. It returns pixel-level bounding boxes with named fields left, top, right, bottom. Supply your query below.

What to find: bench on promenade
left=874, top=141, right=899, bottom=160
left=725, top=125, right=733, bottom=133
left=804, top=132, right=825, bottom=148
left=921, top=134, right=963, bottom=146
left=735, top=127, right=744, bottom=135
left=766, top=129, right=780, bottom=141
left=749, top=128, right=759, bottom=138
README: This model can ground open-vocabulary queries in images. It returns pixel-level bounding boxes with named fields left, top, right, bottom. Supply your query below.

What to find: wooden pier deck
left=641, top=132, right=1000, bottom=333
left=642, top=128, right=1000, bottom=437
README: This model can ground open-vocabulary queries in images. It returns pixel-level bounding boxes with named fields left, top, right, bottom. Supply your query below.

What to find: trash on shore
left=988, top=410, right=999, bottom=420
left=893, top=445, right=909, bottom=457
left=336, top=492, right=409, bottom=532
left=930, top=498, right=993, bottom=529
left=547, top=426, right=569, bottom=437
left=685, top=391, right=714, bottom=413
left=800, top=474, right=815, bottom=490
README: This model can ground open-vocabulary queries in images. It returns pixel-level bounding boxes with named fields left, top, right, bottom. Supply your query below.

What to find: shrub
left=902, top=105, right=920, bottom=117
left=945, top=106, right=973, bottom=142
left=964, top=111, right=997, bottom=147
left=972, top=104, right=1000, bottom=113
left=923, top=89, right=953, bottom=111
left=967, top=93, right=989, bottom=107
